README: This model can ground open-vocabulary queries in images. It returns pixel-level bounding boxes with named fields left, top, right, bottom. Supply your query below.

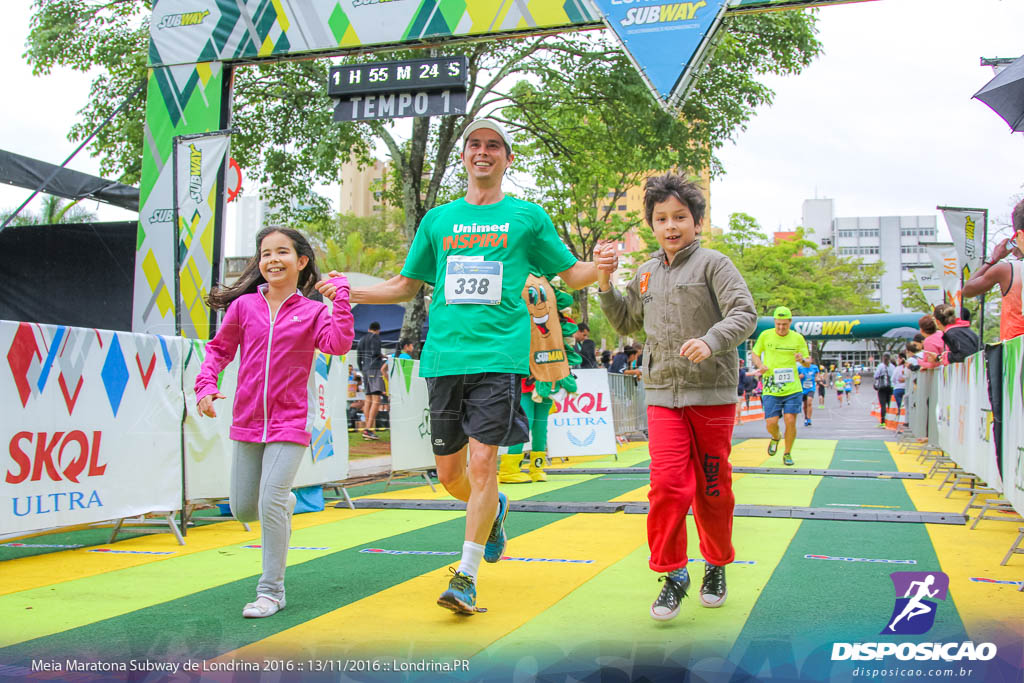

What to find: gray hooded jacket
left=599, top=240, right=757, bottom=407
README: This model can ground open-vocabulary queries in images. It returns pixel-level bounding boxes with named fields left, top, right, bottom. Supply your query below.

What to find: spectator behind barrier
left=918, top=315, right=943, bottom=369
left=933, top=303, right=980, bottom=363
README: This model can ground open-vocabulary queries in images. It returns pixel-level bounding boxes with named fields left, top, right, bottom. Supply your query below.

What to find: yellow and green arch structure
left=3, top=437, right=1021, bottom=680
left=134, top=0, right=878, bottom=339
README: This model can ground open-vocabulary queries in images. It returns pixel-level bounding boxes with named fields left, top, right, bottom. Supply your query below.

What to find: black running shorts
left=424, top=373, right=530, bottom=456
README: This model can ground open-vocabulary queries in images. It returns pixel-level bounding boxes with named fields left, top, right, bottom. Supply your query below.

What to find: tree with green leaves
left=302, top=211, right=408, bottom=278
left=1, top=195, right=98, bottom=226
left=696, top=216, right=885, bottom=317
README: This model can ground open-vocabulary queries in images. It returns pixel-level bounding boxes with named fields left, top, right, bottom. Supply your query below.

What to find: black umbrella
left=974, top=54, right=1024, bottom=132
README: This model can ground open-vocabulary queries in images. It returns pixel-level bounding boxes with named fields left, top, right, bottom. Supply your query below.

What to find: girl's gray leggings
left=231, top=441, right=305, bottom=602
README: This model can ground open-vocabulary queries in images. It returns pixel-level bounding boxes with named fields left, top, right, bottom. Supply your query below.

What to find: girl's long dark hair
left=206, top=226, right=321, bottom=311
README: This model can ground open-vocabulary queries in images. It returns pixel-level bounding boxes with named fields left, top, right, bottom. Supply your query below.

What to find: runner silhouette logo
left=881, top=571, right=948, bottom=635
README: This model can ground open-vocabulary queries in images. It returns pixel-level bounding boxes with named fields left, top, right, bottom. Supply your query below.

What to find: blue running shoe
left=437, top=567, right=480, bottom=614
left=484, top=492, right=508, bottom=563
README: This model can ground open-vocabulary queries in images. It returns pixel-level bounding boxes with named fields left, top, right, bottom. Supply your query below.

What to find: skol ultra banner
left=182, top=342, right=349, bottom=501
left=174, top=133, right=230, bottom=340
left=939, top=207, right=987, bottom=280
left=387, top=357, right=437, bottom=472
left=547, top=369, right=617, bottom=458
left=1001, top=335, right=1024, bottom=515
left=924, top=243, right=962, bottom=310
left=1, top=321, right=184, bottom=536
left=934, top=351, right=1001, bottom=491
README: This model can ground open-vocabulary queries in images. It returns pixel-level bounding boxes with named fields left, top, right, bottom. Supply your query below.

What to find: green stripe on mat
left=476, top=514, right=802, bottom=674
left=728, top=440, right=967, bottom=673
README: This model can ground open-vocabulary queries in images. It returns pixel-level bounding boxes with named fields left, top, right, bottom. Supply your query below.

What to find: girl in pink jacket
left=195, top=226, right=353, bottom=618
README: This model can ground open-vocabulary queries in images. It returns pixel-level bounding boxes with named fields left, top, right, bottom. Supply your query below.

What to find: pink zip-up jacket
left=195, top=278, right=354, bottom=445
left=921, top=330, right=945, bottom=369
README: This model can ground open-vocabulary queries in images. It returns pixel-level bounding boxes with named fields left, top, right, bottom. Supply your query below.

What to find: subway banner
left=934, top=351, right=1002, bottom=492
left=387, top=357, right=437, bottom=473
left=548, top=369, right=617, bottom=458
left=182, top=344, right=349, bottom=500
left=939, top=207, right=987, bottom=279
left=592, top=0, right=730, bottom=109
left=749, top=313, right=922, bottom=341
left=134, top=63, right=225, bottom=338
left=174, top=133, right=230, bottom=340
left=1002, top=335, right=1024, bottom=514
left=1, top=320, right=184, bottom=537
left=147, top=0, right=602, bottom=69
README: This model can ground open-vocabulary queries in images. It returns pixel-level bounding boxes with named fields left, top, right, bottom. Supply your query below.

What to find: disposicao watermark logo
left=883, top=571, right=947, bottom=635
left=831, top=572, right=997, bottom=663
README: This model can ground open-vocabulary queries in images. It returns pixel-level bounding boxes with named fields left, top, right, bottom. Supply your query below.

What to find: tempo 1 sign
left=333, top=90, right=467, bottom=122
left=328, top=56, right=469, bottom=122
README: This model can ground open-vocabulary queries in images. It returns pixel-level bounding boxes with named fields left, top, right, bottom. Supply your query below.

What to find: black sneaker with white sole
left=700, top=563, right=727, bottom=608
left=650, top=573, right=690, bottom=621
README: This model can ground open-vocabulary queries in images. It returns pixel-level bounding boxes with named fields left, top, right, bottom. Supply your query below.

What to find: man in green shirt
left=751, top=306, right=811, bottom=466
left=319, top=118, right=616, bottom=615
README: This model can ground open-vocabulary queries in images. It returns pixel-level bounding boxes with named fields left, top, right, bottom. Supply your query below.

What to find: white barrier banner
left=387, top=358, right=436, bottom=472
left=183, top=343, right=349, bottom=500
left=934, top=351, right=1001, bottom=491
left=548, top=369, right=618, bottom=458
left=1, top=321, right=184, bottom=536
left=1002, top=336, right=1024, bottom=514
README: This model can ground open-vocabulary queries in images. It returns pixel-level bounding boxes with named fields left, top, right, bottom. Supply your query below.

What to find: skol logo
left=621, top=1, right=707, bottom=27
left=7, top=431, right=108, bottom=484
left=157, top=10, right=210, bottom=29
left=555, top=392, right=609, bottom=414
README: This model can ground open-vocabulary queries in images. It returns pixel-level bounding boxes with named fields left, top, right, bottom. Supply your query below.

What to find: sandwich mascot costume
left=499, top=273, right=581, bottom=483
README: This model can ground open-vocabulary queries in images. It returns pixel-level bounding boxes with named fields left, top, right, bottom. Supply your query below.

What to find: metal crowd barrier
left=607, top=372, right=647, bottom=436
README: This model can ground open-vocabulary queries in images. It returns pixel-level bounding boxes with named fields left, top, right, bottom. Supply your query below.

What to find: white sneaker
left=242, top=595, right=285, bottom=618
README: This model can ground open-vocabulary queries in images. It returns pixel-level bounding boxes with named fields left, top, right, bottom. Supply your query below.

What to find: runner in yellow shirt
left=751, top=307, right=811, bottom=466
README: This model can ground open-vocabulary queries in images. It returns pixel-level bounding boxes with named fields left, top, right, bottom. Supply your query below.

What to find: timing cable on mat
left=538, top=467, right=924, bottom=479
left=341, top=499, right=966, bottom=524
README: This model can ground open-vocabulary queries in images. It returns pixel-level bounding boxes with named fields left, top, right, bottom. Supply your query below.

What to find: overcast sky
left=2, top=0, right=1022, bottom=244
left=708, top=0, right=1024, bottom=241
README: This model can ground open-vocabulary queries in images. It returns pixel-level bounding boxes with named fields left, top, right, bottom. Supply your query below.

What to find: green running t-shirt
left=752, top=328, right=810, bottom=397
left=401, top=196, right=577, bottom=377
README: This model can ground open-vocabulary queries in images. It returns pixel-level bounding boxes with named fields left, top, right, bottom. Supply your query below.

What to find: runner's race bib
left=773, top=367, right=795, bottom=385
left=445, top=260, right=502, bottom=305
left=803, top=377, right=814, bottom=389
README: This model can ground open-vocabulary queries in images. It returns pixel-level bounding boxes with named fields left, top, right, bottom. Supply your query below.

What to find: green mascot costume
left=499, top=273, right=580, bottom=483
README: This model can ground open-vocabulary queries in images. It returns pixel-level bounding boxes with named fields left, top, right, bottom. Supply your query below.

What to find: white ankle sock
left=457, top=541, right=485, bottom=579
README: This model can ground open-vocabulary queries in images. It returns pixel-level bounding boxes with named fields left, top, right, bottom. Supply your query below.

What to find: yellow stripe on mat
left=213, top=512, right=649, bottom=663
left=886, top=443, right=1024, bottom=641
left=0, top=507, right=376, bottom=596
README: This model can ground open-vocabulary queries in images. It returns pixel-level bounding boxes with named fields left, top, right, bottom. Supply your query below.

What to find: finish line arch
left=134, top=0, right=879, bottom=338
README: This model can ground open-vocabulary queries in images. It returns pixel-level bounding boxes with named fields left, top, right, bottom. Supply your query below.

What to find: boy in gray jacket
left=598, top=173, right=757, bottom=621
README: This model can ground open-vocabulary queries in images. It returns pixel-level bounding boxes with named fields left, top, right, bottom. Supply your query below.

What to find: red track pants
left=646, top=403, right=736, bottom=572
